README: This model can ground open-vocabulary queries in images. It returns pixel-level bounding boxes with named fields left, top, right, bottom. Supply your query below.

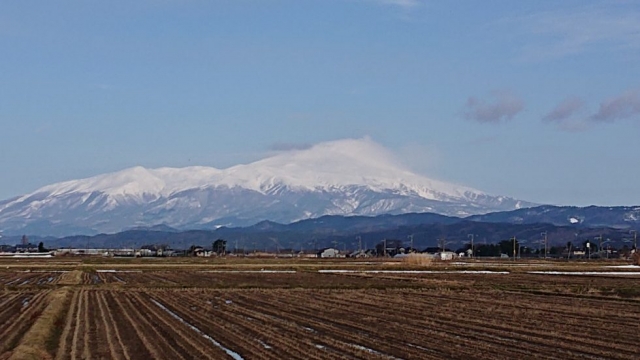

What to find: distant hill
left=467, top=205, right=640, bottom=229
left=45, top=212, right=638, bottom=251
left=126, top=224, right=179, bottom=232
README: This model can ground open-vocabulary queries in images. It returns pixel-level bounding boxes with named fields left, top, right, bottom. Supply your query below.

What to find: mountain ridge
left=0, top=138, right=533, bottom=236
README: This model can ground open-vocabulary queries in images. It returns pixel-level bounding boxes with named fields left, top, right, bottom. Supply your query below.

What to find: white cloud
left=508, top=4, right=640, bottom=60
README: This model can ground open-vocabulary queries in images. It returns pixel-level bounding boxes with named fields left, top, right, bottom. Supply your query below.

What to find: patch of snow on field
left=257, top=340, right=272, bottom=349
left=529, top=271, right=640, bottom=276
left=200, top=270, right=296, bottom=273
left=407, top=343, right=437, bottom=354
left=604, top=265, right=640, bottom=269
left=451, top=262, right=549, bottom=267
left=96, top=270, right=142, bottom=273
left=6, top=278, right=22, bottom=285
left=151, top=299, right=244, bottom=360
left=351, top=344, right=403, bottom=360
left=318, top=270, right=509, bottom=274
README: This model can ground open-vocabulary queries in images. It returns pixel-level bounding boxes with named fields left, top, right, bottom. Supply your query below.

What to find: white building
left=436, top=251, right=458, bottom=261
left=318, top=248, right=341, bottom=258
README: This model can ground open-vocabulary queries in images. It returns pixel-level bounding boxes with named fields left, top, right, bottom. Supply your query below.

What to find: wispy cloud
left=591, top=90, right=640, bottom=123
left=358, top=0, right=421, bottom=10
left=268, top=142, right=312, bottom=152
left=543, top=97, right=584, bottom=123
left=509, top=4, right=640, bottom=60
left=464, top=91, right=524, bottom=123
left=544, top=90, right=640, bottom=132
left=34, top=122, right=53, bottom=134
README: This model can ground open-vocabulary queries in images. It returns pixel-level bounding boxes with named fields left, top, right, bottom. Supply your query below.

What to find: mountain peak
left=0, top=138, right=534, bottom=235
left=277, top=137, right=404, bottom=172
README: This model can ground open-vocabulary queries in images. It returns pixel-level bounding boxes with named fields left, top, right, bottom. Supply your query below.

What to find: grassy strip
left=9, top=289, right=72, bottom=360
left=44, top=297, right=70, bottom=357
left=57, top=270, right=82, bottom=285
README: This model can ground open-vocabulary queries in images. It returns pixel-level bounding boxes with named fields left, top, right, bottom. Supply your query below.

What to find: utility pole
left=467, top=234, right=476, bottom=258
left=512, top=236, right=517, bottom=261
left=383, top=238, right=387, bottom=257
left=595, top=235, right=603, bottom=255
left=356, top=236, right=362, bottom=252
left=517, top=240, right=527, bottom=259
left=541, top=232, right=548, bottom=259
left=631, top=230, right=637, bottom=252
left=407, top=234, right=414, bottom=252
left=270, top=237, right=281, bottom=256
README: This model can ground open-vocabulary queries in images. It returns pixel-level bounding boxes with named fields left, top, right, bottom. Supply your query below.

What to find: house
left=136, top=249, right=154, bottom=257
left=317, top=248, right=341, bottom=258
left=572, top=250, right=586, bottom=257
left=348, top=250, right=371, bottom=258
left=193, top=247, right=215, bottom=257
left=15, top=243, right=39, bottom=253
left=435, top=251, right=458, bottom=261
left=0, top=245, right=16, bottom=253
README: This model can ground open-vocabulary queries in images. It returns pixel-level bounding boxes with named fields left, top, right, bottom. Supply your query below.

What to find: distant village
left=1, top=235, right=635, bottom=261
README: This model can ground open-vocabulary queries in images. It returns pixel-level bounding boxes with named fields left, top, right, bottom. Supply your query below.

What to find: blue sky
left=1, top=0, right=639, bottom=206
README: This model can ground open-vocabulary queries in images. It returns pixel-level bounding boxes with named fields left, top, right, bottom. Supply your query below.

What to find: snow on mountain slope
left=26, top=138, right=478, bottom=199
left=0, top=138, right=534, bottom=235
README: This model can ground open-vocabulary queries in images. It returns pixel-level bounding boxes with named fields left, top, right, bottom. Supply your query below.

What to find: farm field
left=0, top=258, right=639, bottom=359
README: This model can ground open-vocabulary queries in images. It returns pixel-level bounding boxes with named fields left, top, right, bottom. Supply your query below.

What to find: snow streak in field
left=257, top=340, right=272, bottom=349
left=351, top=344, right=404, bottom=359
left=318, top=270, right=509, bottom=274
left=199, top=270, right=296, bottom=273
left=604, top=265, right=640, bottom=269
left=151, top=299, right=244, bottom=360
left=529, top=271, right=640, bottom=276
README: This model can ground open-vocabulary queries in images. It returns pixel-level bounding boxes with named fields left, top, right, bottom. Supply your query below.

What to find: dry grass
left=402, top=253, right=434, bottom=266
left=9, top=289, right=71, bottom=360
left=632, top=252, right=640, bottom=266
left=57, top=271, right=82, bottom=285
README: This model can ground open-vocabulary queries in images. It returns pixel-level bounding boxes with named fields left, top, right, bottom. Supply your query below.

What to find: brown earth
left=0, top=258, right=638, bottom=359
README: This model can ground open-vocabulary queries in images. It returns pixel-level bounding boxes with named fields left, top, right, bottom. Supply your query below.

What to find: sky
left=1, top=0, right=639, bottom=206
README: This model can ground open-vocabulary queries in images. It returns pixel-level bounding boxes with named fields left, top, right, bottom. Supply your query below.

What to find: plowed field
left=0, top=260, right=639, bottom=360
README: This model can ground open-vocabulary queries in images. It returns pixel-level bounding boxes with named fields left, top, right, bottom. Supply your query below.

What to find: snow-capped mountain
left=0, top=138, right=534, bottom=236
